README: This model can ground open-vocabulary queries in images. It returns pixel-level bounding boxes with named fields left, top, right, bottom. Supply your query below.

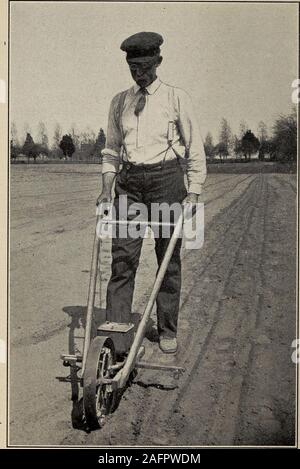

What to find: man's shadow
left=59, top=305, right=158, bottom=431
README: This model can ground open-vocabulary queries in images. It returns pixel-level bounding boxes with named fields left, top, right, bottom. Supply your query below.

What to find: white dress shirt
left=102, top=78, right=207, bottom=194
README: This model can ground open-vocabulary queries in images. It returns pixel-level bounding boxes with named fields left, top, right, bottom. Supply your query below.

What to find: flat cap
left=120, top=32, right=163, bottom=60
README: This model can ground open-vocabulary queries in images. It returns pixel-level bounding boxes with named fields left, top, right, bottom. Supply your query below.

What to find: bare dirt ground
left=9, top=164, right=296, bottom=446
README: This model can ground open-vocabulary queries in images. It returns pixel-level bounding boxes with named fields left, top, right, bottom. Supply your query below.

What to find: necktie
left=134, top=88, right=147, bottom=116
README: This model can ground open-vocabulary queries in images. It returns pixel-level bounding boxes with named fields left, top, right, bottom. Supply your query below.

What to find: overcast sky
left=10, top=1, right=298, bottom=145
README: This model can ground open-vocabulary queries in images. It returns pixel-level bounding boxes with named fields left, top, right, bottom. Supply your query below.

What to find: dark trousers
left=106, top=160, right=187, bottom=338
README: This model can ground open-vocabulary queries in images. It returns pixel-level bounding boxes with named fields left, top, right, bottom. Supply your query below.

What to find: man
left=97, top=32, right=207, bottom=353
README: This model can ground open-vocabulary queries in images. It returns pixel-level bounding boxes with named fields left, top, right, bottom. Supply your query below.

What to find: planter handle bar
left=82, top=215, right=101, bottom=375
left=119, top=210, right=185, bottom=388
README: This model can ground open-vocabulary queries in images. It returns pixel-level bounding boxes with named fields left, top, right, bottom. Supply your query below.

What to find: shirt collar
left=133, top=77, right=161, bottom=95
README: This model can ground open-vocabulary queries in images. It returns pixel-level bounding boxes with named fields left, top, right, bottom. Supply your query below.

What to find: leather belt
left=122, top=158, right=179, bottom=172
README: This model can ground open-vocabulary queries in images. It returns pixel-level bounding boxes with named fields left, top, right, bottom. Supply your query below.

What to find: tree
left=10, top=122, right=20, bottom=161
left=80, top=127, right=96, bottom=146
left=258, top=139, right=271, bottom=161
left=78, top=127, right=97, bottom=160
left=215, top=142, right=229, bottom=162
left=218, top=118, right=232, bottom=161
left=70, top=124, right=80, bottom=150
left=37, top=121, right=49, bottom=149
left=22, top=132, right=39, bottom=163
left=52, top=123, right=62, bottom=158
left=271, top=108, right=297, bottom=162
left=204, top=132, right=215, bottom=159
left=10, top=139, right=18, bottom=161
left=233, top=135, right=243, bottom=159
left=257, top=121, right=269, bottom=161
left=257, top=121, right=268, bottom=143
left=22, top=123, right=31, bottom=146
left=11, top=122, right=19, bottom=147
left=91, top=128, right=106, bottom=160
left=239, top=120, right=248, bottom=139
left=240, top=130, right=260, bottom=161
left=59, top=134, right=75, bottom=159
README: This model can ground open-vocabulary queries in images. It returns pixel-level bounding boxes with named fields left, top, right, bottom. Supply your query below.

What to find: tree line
left=10, top=122, right=106, bottom=163
left=10, top=106, right=296, bottom=163
left=204, top=107, right=297, bottom=163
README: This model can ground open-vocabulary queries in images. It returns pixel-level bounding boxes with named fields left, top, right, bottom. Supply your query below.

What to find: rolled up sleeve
left=101, top=93, right=123, bottom=174
left=176, top=89, right=207, bottom=195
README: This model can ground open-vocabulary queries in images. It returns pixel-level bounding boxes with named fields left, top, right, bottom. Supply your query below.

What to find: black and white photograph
left=2, top=0, right=299, bottom=449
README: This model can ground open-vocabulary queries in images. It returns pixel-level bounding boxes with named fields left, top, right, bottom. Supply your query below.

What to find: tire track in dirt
left=188, top=174, right=267, bottom=445
left=10, top=175, right=255, bottom=346
left=78, top=175, right=260, bottom=446
left=140, top=173, right=295, bottom=446
left=10, top=187, right=98, bottom=200
left=204, top=175, right=240, bottom=189
left=129, top=176, right=265, bottom=446
left=129, top=174, right=256, bottom=323
left=10, top=174, right=234, bottom=200
left=9, top=167, right=296, bottom=446
left=204, top=174, right=253, bottom=207
left=272, top=174, right=297, bottom=195
left=7, top=170, right=273, bottom=445
left=10, top=213, right=97, bottom=255
left=233, top=175, right=296, bottom=446
left=10, top=175, right=250, bottom=251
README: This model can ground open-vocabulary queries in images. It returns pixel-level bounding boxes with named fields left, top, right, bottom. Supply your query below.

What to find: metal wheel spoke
left=83, top=336, right=116, bottom=430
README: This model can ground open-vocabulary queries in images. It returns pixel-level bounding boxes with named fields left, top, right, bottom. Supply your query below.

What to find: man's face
left=128, top=58, right=160, bottom=88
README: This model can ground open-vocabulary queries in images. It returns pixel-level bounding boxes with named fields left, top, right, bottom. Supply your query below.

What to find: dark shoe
left=159, top=337, right=178, bottom=354
left=145, top=326, right=160, bottom=343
